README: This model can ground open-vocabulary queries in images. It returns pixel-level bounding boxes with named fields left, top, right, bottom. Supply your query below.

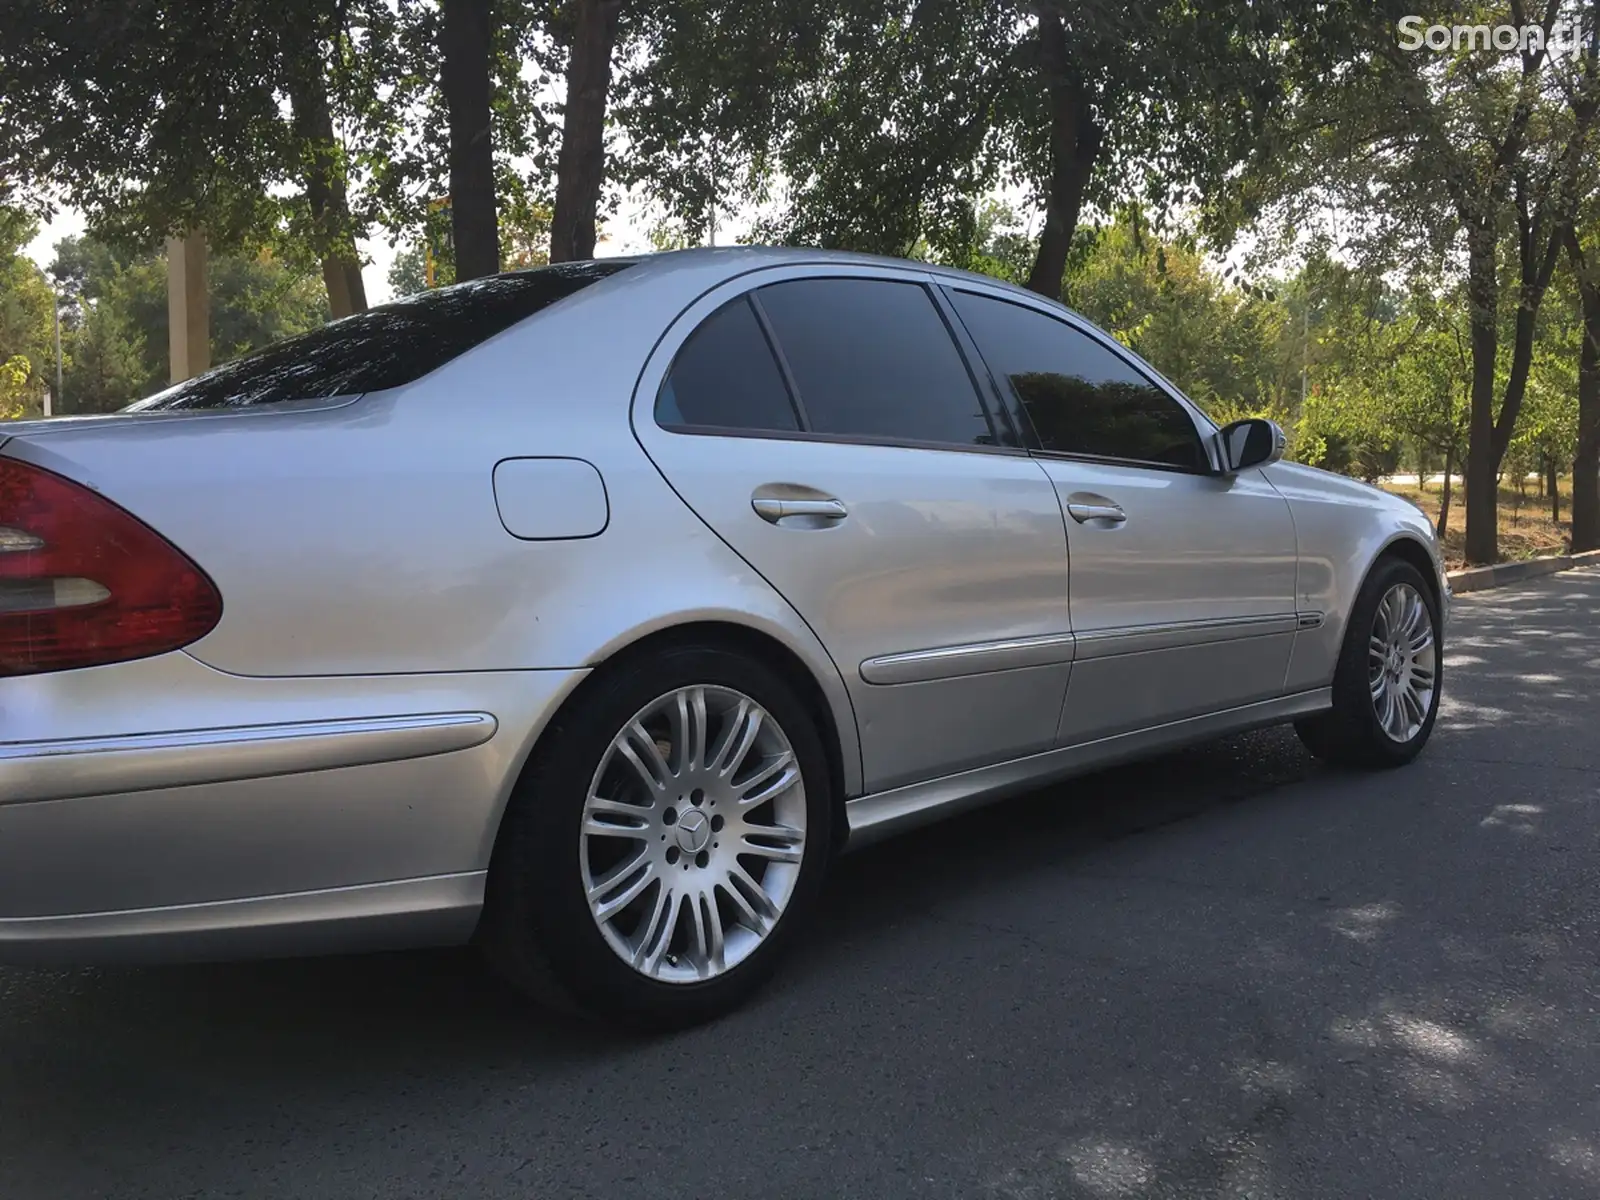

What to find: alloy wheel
left=1368, top=582, right=1437, bottom=743
left=580, top=685, right=808, bottom=984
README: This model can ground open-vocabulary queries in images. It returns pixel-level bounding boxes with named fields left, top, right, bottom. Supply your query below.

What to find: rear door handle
left=1067, top=500, right=1126, bottom=525
left=751, top=496, right=849, bottom=525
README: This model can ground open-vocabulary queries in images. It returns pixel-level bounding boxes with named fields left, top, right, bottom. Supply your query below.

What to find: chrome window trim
left=639, top=263, right=1015, bottom=454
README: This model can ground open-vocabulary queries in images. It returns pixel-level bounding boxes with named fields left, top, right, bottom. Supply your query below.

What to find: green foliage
left=388, top=242, right=434, bottom=299
left=385, top=196, right=554, bottom=299
left=1, top=0, right=1589, bottom=541
left=1, top=1, right=293, bottom=250
left=0, top=207, right=55, bottom=417
left=1067, top=211, right=1289, bottom=425
left=359, top=0, right=557, bottom=245
left=622, top=0, right=1309, bottom=273
left=928, top=200, right=1038, bottom=286
left=38, top=234, right=327, bottom=412
left=61, top=290, right=145, bottom=416
left=0, top=356, right=33, bottom=421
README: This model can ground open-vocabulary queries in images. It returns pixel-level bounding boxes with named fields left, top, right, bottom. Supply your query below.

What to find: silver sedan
left=0, top=248, right=1447, bottom=1028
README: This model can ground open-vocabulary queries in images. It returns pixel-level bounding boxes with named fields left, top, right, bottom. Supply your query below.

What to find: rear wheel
left=479, top=644, right=833, bottom=1029
left=1295, top=557, right=1442, bottom=768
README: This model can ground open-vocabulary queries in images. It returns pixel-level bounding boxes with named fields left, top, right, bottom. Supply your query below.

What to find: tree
left=61, top=291, right=145, bottom=415
left=0, top=208, right=55, bottom=417
left=1, top=1, right=286, bottom=251
left=45, top=234, right=326, bottom=411
left=0, top=356, right=31, bottom=422
left=549, top=0, right=625, bottom=262
left=621, top=0, right=1300, bottom=295
left=1065, top=208, right=1289, bottom=422
left=1570, top=215, right=1600, bottom=549
left=281, top=5, right=376, bottom=316
left=385, top=194, right=551, bottom=298
left=441, top=0, right=501, bottom=279
left=388, top=242, right=434, bottom=299
left=1386, top=299, right=1473, bottom=538
left=0, top=1, right=390, bottom=316
left=1563, top=6, right=1600, bottom=551
left=1236, top=0, right=1600, bottom=563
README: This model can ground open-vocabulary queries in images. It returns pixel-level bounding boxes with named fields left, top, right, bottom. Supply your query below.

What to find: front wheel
left=479, top=644, right=834, bottom=1029
left=1295, top=557, right=1442, bottom=769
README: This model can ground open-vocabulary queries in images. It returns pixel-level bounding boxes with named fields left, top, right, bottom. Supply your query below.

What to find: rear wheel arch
left=501, top=619, right=856, bottom=855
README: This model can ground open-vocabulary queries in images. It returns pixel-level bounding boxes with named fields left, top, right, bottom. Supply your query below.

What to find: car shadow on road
left=0, top=729, right=1324, bottom=1170
left=0, top=727, right=1320, bottom=1058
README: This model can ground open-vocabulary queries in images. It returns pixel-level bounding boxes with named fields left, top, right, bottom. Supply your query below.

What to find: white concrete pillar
left=166, top=230, right=210, bottom=383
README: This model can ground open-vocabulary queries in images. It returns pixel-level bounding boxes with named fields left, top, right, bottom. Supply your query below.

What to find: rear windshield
left=125, top=259, right=632, bottom=412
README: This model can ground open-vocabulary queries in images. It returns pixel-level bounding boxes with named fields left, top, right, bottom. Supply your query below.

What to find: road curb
left=1448, top=548, right=1600, bottom=595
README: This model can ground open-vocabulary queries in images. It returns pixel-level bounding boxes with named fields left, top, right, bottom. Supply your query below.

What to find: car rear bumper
left=0, top=652, right=588, bottom=961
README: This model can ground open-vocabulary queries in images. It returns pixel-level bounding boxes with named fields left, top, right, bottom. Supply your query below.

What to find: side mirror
left=1216, top=418, right=1286, bottom=473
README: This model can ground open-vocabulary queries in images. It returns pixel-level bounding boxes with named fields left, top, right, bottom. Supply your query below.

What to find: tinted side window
left=125, top=261, right=631, bottom=411
left=756, top=278, right=994, bottom=447
left=950, top=291, right=1205, bottom=470
left=656, top=297, right=800, bottom=432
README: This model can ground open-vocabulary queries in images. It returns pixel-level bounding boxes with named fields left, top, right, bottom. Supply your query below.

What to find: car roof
left=582, top=244, right=1075, bottom=314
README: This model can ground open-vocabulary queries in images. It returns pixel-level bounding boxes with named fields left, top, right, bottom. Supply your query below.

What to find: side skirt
left=843, top=688, right=1332, bottom=849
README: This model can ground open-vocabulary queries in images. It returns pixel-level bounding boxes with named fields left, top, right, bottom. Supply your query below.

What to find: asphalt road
left=2, top=569, right=1597, bottom=1200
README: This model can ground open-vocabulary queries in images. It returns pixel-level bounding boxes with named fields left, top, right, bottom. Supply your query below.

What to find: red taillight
left=0, top=456, right=222, bottom=676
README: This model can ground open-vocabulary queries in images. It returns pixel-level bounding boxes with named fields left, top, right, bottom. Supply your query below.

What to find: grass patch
left=1379, top=477, right=1572, bottom=569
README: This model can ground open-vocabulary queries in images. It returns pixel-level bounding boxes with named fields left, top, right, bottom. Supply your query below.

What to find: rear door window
left=655, top=297, right=802, bottom=432
left=125, top=260, right=631, bottom=412
left=754, top=278, right=997, bottom=448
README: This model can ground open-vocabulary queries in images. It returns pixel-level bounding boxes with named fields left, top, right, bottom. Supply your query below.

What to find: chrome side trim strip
left=0, top=711, right=499, bottom=807
left=843, top=688, right=1332, bottom=848
left=1072, top=613, right=1300, bottom=660
left=860, top=631, right=1077, bottom=685
left=0, top=872, right=485, bottom=961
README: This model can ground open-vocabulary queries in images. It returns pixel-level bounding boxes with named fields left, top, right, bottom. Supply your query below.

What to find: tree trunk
left=1462, top=188, right=1566, bottom=564
left=548, top=0, right=624, bottom=263
left=1462, top=221, right=1501, bottom=565
left=1549, top=460, right=1562, bottom=525
left=441, top=0, right=499, bottom=280
left=1024, top=8, right=1102, bottom=300
left=287, top=34, right=367, bottom=317
left=1437, top=441, right=1455, bottom=540
left=1571, top=230, right=1600, bottom=552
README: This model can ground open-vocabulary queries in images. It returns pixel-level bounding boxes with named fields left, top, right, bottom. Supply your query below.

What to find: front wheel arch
left=1372, top=535, right=1444, bottom=617
left=1296, top=552, right=1442, bottom=768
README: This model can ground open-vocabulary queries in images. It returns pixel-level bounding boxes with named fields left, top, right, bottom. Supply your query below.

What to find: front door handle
left=1067, top=499, right=1126, bottom=525
left=751, top=496, right=849, bottom=525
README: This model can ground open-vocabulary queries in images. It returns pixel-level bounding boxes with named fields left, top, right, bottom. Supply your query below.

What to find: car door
left=632, top=265, right=1072, bottom=793
left=945, top=285, right=1300, bottom=745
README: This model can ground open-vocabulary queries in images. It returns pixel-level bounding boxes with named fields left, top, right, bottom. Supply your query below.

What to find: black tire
left=477, top=642, right=835, bottom=1030
left=1294, top=556, right=1442, bottom=769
